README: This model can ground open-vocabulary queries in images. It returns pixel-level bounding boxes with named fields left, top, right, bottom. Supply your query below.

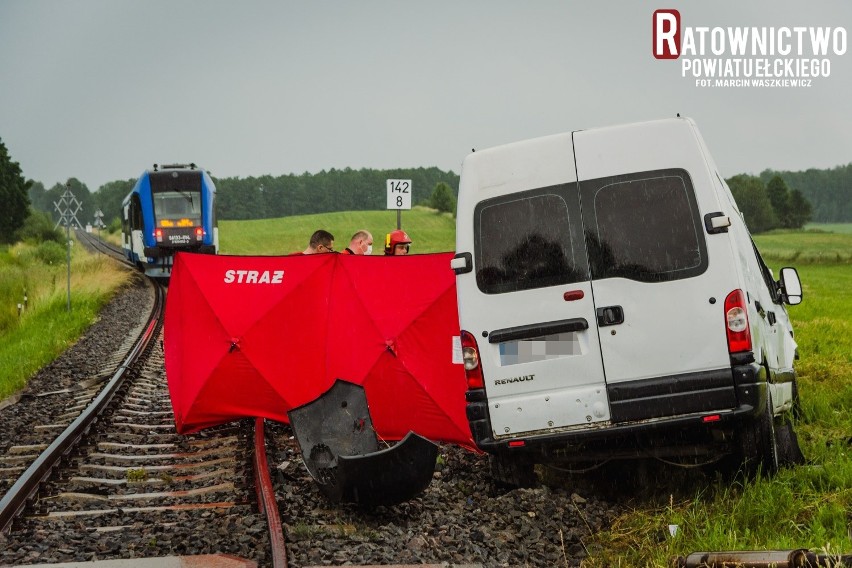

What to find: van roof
left=460, top=117, right=705, bottom=192
left=465, top=116, right=696, bottom=163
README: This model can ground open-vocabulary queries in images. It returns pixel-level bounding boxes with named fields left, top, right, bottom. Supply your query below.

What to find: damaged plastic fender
left=287, top=379, right=438, bottom=506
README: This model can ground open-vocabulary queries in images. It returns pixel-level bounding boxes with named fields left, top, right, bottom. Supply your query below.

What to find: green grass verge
left=0, top=241, right=129, bottom=400
left=0, top=295, right=108, bottom=399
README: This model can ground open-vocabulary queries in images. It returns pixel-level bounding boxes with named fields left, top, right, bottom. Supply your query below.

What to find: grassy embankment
left=218, top=206, right=456, bottom=255
left=0, top=239, right=130, bottom=400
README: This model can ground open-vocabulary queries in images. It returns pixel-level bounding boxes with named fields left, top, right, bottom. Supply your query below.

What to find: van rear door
left=573, top=119, right=737, bottom=422
left=456, top=134, right=610, bottom=438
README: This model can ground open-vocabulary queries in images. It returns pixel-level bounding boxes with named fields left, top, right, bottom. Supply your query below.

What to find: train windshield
left=150, top=171, right=203, bottom=228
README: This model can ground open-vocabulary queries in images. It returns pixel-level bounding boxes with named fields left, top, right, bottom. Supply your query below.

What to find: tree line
left=21, top=167, right=818, bottom=237
left=213, top=167, right=459, bottom=221
left=726, top=174, right=813, bottom=233
left=758, top=164, right=852, bottom=223
left=2, top=134, right=850, bottom=245
left=22, top=167, right=460, bottom=235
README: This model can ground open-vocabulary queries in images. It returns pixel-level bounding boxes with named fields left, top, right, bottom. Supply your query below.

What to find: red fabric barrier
left=164, top=251, right=474, bottom=448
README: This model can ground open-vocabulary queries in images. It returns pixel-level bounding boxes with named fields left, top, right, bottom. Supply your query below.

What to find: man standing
left=343, top=230, right=373, bottom=255
left=293, top=229, right=335, bottom=255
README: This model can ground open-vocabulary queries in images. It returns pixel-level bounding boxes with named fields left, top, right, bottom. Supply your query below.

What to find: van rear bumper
left=466, top=361, right=766, bottom=454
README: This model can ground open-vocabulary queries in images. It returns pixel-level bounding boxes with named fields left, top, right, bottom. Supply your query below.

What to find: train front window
left=152, top=192, right=202, bottom=227
left=149, top=171, right=203, bottom=228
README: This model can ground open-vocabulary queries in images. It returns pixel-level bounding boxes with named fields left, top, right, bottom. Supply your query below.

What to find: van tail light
left=460, top=330, right=484, bottom=390
left=155, top=229, right=163, bottom=243
left=195, top=227, right=204, bottom=241
left=724, top=289, right=752, bottom=354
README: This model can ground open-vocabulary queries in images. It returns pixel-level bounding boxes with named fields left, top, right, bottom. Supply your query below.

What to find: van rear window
left=580, top=169, right=707, bottom=282
left=474, top=186, right=587, bottom=294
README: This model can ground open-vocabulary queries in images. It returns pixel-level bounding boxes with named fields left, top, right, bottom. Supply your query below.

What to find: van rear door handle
left=488, top=318, right=589, bottom=343
left=596, top=306, right=624, bottom=327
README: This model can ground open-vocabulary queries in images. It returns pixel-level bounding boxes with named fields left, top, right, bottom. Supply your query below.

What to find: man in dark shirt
left=292, top=229, right=335, bottom=255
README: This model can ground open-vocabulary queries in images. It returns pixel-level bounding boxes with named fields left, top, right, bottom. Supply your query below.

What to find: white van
left=452, top=117, right=804, bottom=485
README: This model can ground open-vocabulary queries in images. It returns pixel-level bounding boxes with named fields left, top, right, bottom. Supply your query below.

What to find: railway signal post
left=53, top=182, right=83, bottom=311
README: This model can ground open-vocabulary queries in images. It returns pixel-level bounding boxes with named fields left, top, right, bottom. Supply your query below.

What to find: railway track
left=76, top=230, right=125, bottom=258
left=0, top=234, right=288, bottom=567
left=1, top=332, right=271, bottom=564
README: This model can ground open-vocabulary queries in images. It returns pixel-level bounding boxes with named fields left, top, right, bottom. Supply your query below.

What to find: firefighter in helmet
left=384, top=229, right=412, bottom=255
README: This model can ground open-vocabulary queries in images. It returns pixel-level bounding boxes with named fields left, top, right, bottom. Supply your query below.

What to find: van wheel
left=488, top=454, right=537, bottom=488
left=738, top=391, right=779, bottom=476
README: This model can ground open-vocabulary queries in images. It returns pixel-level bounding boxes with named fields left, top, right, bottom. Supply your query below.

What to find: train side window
left=130, top=195, right=143, bottom=230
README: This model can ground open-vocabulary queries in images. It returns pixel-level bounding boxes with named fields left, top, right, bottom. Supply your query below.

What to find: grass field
left=754, top=228, right=852, bottom=264
left=806, top=222, right=852, bottom=234
left=219, top=206, right=456, bottom=255
left=220, top=215, right=852, bottom=264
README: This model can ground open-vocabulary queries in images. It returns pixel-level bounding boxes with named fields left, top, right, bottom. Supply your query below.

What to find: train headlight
left=195, top=227, right=204, bottom=241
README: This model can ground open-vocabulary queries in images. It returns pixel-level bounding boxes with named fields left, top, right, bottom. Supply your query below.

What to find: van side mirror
left=779, top=267, right=802, bottom=305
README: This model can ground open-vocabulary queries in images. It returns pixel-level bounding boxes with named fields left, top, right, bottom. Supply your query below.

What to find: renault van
left=451, top=117, right=804, bottom=485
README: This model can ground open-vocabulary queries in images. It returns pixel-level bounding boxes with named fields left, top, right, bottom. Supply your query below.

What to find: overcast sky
left=1, top=1, right=850, bottom=195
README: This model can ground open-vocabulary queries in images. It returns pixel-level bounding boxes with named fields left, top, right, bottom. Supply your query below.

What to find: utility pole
left=53, top=182, right=83, bottom=312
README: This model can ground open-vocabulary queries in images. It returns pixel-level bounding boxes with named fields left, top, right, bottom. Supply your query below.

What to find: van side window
left=580, top=168, right=708, bottom=283
left=474, top=186, right=587, bottom=294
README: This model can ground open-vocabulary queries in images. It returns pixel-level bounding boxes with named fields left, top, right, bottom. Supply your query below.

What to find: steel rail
left=75, top=229, right=128, bottom=262
left=0, top=283, right=165, bottom=534
left=254, top=417, right=289, bottom=568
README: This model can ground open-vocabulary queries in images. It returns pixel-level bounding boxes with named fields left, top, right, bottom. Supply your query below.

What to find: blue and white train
left=121, top=163, right=219, bottom=277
